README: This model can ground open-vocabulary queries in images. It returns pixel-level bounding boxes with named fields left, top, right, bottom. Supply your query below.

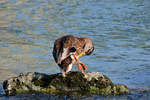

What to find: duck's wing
left=53, top=39, right=69, bottom=64
left=53, top=38, right=61, bottom=63
left=53, top=36, right=74, bottom=64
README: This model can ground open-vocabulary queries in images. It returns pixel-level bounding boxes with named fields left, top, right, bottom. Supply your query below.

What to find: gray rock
left=3, top=71, right=129, bottom=95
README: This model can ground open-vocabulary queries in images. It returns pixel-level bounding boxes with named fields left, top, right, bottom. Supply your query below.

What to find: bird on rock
left=52, top=35, right=94, bottom=75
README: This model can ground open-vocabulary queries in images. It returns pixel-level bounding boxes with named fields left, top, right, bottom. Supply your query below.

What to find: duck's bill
left=78, top=52, right=85, bottom=58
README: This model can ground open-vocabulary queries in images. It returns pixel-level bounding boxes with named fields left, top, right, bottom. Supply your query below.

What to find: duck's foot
left=78, top=63, right=88, bottom=71
left=78, top=64, right=83, bottom=70
left=73, top=54, right=88, bottom=71
left=80, top=63, right=88, bottom=70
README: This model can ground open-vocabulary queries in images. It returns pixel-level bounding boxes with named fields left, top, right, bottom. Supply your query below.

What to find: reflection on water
left=0, top=0, right=150, bottom=99
left=1, top=90, right=150, bottom=100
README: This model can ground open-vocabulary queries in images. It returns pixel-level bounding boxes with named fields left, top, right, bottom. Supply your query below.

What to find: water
left=1, top=91, right=150, bottom=100
left=0, top=0, right=150, bottom=99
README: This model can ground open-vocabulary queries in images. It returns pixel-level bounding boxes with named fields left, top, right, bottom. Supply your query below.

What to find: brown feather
left=52, top=35, right=94, bottom=73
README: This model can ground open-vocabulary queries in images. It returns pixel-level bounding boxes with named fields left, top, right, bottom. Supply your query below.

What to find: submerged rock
left=3, top=71, right=129, bottom=95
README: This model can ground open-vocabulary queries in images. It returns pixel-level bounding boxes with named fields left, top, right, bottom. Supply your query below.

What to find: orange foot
left=78, top=63, right=88, bottom=71
left=78, top=64, right=83, bottom=70
left=73, top=54, right=88, bottom=71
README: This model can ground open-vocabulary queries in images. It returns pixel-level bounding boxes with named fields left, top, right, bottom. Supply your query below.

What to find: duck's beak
left=78, top=52, right=85, bottom=58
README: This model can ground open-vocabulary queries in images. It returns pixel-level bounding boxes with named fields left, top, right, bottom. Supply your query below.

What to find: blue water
left=0, top=0, right=150, bottom=99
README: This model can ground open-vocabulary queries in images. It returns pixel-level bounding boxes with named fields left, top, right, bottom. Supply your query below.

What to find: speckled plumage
left=53, top=35, right=94, bottom=73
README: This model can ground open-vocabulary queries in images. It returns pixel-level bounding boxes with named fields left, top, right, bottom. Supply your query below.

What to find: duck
left=52, top=35, right=94, bottom=74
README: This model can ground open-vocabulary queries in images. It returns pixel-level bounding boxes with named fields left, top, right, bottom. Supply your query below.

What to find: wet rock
left=3, top=71, right=129, bottom=95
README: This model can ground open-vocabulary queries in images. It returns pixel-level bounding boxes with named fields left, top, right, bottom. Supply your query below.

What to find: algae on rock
left=3, top=71, right=129, bottom=95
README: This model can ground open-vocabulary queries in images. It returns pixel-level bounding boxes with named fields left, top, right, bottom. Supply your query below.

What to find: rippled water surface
left=0, top=0, right=150, bottom=99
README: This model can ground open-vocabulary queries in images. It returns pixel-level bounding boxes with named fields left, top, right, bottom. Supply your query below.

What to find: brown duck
left=53, top=35, right=94, bottom=74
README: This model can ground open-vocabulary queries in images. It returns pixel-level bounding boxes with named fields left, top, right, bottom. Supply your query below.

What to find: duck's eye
left=70, top=47, right=76, bottom=52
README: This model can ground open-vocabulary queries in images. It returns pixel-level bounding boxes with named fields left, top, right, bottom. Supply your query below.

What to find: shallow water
left=0, top=0, right=150, bottom=99
left=0, top=90, right=150, bottom=100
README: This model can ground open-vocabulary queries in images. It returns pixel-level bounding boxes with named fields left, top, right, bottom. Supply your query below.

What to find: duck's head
left=78, top=37, right=94, bottom=58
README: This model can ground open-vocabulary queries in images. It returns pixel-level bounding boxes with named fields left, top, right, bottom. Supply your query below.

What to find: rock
left=3, top=71, right=129, bottom=95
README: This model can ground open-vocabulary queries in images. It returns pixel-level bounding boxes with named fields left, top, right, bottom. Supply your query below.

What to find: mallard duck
left=52, top=35, right=94, bottom=74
